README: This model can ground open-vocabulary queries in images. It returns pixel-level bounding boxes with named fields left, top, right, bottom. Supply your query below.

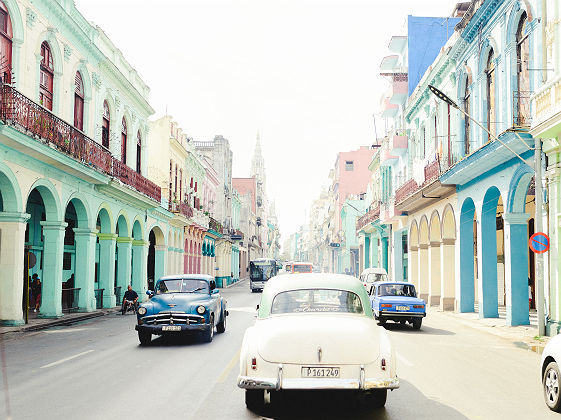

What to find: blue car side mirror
left=146, top=290, right=154, bottom=296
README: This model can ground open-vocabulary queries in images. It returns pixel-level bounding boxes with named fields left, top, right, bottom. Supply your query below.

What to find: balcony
left=208, top=217, right=223, bottom=234
left=389, top=130, right=408, bottom=156
left=381, top=97, right=398, bottom=118
left=395, top=178, right=419, bottom=205
left=390, top=73, right=408, bottom=105
left=0, top=84, right=161, bottom=203
left=380, top=142, right=398, bottom=166
left=356, top=203, right=380, bottom=232
left=169, top=201, right=194, bottom=219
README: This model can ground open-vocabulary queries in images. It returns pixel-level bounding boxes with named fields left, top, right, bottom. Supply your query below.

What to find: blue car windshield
left=156, top=279, right=209, bottom=294
left=379, top=284, right=417, bottom=297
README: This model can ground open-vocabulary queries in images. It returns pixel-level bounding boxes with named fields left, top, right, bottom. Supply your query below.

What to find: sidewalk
left=432, top=305, right=549, bottom=354
left=0, top=307, right=120, bottom=336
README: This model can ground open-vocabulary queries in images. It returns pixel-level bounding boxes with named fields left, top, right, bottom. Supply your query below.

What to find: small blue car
left=135, top=274, right=228, bottom=345
left=369, top=281, right=426, bottom=329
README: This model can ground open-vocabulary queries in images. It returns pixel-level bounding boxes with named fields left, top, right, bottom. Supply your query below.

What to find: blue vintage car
left=135, top=274, right=228, bottom=345
left=369, top=281, right=426, bottom=329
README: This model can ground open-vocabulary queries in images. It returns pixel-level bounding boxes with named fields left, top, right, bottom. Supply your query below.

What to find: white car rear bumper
left=238, top=364, right=399, bottom=391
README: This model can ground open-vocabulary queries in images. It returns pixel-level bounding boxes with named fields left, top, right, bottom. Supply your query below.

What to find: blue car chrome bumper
left=378, top=311, right=426, bottom=318
left=135, top=323, right=211, bottom=335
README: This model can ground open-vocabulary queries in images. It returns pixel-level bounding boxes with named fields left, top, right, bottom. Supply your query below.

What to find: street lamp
left=429, top=84, right=546, bottom=335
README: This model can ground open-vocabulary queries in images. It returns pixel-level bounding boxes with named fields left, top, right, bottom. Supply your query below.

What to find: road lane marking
left=40, top=350, right=94, bottom=369
left=397, top=352, right=413, bottom=367
left=217, top=348, right=241, bottom=383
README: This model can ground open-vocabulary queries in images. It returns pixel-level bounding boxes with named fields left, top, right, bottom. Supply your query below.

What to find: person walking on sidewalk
left=31, top=274, right=41, bottom=313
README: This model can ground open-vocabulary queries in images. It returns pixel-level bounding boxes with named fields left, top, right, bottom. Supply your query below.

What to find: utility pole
left=535, top=138, right=545, bottom=335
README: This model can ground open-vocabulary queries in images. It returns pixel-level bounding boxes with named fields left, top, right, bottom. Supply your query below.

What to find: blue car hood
left=377, top=296, right=425, bottom=305
left=149, top=293, right=211, bottom=313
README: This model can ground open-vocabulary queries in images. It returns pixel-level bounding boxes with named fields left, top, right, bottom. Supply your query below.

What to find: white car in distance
left=238, top=273, right=399, bottom=410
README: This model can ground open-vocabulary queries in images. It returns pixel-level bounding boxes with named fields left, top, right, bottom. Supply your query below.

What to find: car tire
left=368, top=389, right=387, bottom=408
left=245, top=389, right=264, bottom=410
left=412, top=318, right=422, bottom=330
left=138, top=330, right=151, bottom=346
left=217, top=310, right=226, bottom=333
left=203, top=316, right=214, bottom=343
left=378, top=316, right=386, bottom=326
left=544, top=361, right=561, bottom=412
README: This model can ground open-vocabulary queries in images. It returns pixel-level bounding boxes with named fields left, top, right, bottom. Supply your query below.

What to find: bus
left=290, top=262, right=313, bottom=274
left=249, top=258, right=279, bottom=292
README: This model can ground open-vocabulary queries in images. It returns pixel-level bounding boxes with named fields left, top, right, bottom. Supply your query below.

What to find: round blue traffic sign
left=529, top=232, right=550, bottom=254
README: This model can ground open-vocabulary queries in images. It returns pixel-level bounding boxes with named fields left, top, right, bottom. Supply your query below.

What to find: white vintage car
left=238, top=273, right=399, bottom=409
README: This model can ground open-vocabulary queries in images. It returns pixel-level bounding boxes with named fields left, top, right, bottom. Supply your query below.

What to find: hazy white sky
left=75, top=0, right=459, bottom=241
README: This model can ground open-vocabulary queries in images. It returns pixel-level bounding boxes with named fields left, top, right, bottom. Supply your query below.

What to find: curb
left=0, top=308, right=120, bottom=335
left=222, top=278, right=249, bottom=289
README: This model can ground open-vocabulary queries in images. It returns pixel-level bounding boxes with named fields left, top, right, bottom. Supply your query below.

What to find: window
left=0, top=2, right=12, bottom=84
left=74, top=72, right=84, bottom=131
left=121, top=118, right=127, bottom=163
left=486, top=49, right=496, bottom=140
left=136, top=132, right=142, bottom=174
left=169, top=160, right=173, bottom=204
left=421, top=126, right=426, bottom=158
left=463, top=78, right=471, bottom=155
left=270, top=289, right=363, bottom=314
left=174, top=165, right=178, bottom=197
left=516, top=12, right=529, bottom=126
left=39, top=42, right=54, bottom=111
left=345, top=160, right=354, bottom=171
left=434, top=114, right=438, bottom=157
left=102, top=101, right=110, bottom=149
left=179, top=169, right=183, bottom=202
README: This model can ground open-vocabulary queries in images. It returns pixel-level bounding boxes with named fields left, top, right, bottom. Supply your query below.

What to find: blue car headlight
left=196, top=305, right=206, bottom=315
left=137, top=306, right=147, bottom=315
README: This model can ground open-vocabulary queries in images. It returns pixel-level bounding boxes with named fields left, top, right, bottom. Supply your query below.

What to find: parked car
left=135, top=274, right=227, bottom=345
left=359, top=267, right=389, bottom=290
left=238, top=273, right=399, bottom=410
left=370, top=281, right=426, bottom=329
left=542, top=334, right=561, bottom=412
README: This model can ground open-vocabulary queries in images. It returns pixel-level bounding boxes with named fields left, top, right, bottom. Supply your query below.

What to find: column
left=0, top=213, right=30, bottom=325
left=371, top=235, right=379, bottom=267
left=428, top=240, right=441, bottom=306
left=116, top=237, right=133, bottom=298
left=39, top=221, right=67, bottom=318
left=392, top=230, right=404, bottom=282
left=381, top=236, right=389, bottom=273
left=74, top=228, right=97, bottom=312
left=364, top=235, right=371, bottom=269
left=459, top=211, right=475, bottom=313
left=418, top=244, right=429, bottom=302
left=409, top=245, right=419, bottom=290
left=132, top=240, right=148, bottom=299
left=478, top=211, right=499, bottom=318
left=155, top=245, right=166, bottom=282
left=503, top=213, right=530, bottom=326
left=97, top=233, right=117, bottom=308
left=440, top=239, right=455, bottom=310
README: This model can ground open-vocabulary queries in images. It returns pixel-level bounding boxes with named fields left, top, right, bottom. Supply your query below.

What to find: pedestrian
left=528, top=277, right=533, bottom=310
left=31, top=274, right=41, bottom=313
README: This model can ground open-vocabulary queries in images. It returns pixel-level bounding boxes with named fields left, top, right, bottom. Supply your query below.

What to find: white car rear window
left=271, top=289, right=363, bottom=314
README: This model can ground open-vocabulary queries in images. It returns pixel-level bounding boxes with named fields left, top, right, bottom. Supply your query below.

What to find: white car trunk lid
left=256, top=315, right=380, bottom=364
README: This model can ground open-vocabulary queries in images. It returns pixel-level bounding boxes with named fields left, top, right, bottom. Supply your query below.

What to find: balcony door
left=74, top=72, right=84, bottom=131
left=39, top=42, right=54, bottom=111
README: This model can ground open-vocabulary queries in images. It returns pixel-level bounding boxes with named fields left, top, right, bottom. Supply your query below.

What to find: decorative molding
left=63, top=44, right=72, bottom=62
left=92, top=72, right=101, bottom=89
left=26, top=7, right=36, bottom=28
left=114, top=96, right=122, bottom=113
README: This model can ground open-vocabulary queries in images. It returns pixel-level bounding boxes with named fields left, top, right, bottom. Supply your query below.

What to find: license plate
left=301, top=367, right=340, bottom=378
left=396, top=306, right=410, bottom=311
left=162, top=325, right=181, bottom=331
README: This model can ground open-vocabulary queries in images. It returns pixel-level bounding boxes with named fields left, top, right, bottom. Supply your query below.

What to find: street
left=0, top=279, right=553, bottom=420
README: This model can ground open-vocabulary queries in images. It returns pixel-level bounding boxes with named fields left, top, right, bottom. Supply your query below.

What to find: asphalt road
left=0, top=279, right=555, bottom=420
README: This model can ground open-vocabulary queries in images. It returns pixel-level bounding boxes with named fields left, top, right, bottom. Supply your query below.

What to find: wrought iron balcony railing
left=168, top=201, right=194, bottom=219
left=208, top=217, right=222, bottom=233
left=356, top=203, right=381, bottom=231
left=0, top=84, right=161, bottom=202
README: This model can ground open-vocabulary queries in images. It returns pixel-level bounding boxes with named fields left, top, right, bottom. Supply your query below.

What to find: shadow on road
left=249, top=380, right=469, bottom=419
left=382, top=322, right=455, bottom=336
